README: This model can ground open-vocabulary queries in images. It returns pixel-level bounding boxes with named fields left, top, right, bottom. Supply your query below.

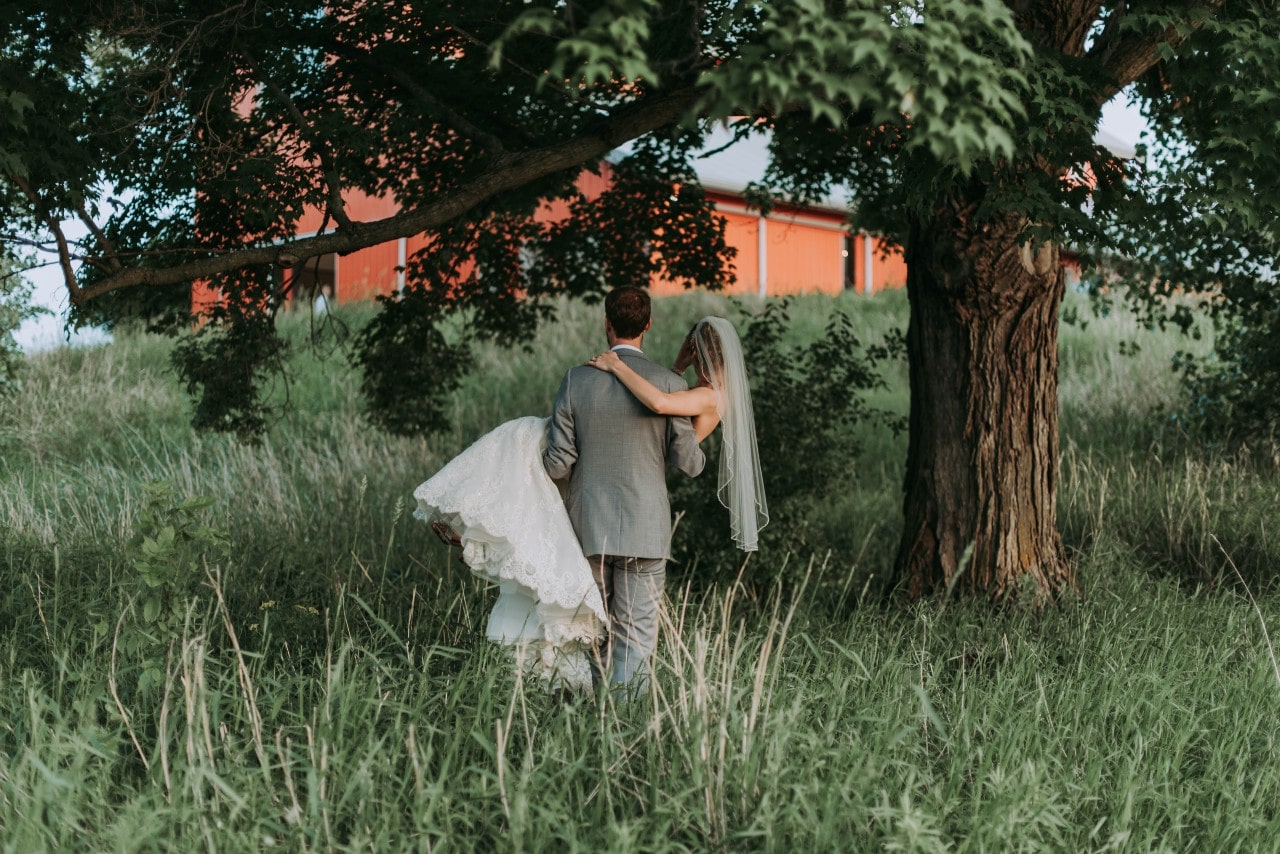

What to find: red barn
left=274, top=126, right=907, bottom=308
left=646, top=128, right=905, bottom=298
left=201, top=124, right=1134, bottom=310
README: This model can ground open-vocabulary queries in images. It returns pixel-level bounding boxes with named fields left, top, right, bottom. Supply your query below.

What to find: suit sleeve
left=664, top=376, right=706, bottom=478
left=543, top=371, right=577, bottom=480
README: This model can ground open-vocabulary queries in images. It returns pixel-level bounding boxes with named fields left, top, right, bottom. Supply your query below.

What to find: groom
left=543, top=286, right=705, bottom=694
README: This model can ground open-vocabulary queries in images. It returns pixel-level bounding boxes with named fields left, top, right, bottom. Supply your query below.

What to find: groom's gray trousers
left=586, top=554, right=666, bottom=688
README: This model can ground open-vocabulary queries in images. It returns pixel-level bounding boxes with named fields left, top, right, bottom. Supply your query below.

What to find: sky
left=12, top=95, right=1151, bottom=354
left=1099, top=91, right=1148, bottom=155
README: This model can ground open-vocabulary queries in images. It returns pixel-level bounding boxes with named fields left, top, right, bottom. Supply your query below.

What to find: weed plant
left=0, top=292, right=1278, bottom=850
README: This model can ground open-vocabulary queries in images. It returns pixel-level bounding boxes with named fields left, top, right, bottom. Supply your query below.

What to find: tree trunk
left=895, top=197, right=1073, bottom=603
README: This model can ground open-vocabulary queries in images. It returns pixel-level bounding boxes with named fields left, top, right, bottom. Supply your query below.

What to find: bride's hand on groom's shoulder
left=585, top=351, right=623, bottom=373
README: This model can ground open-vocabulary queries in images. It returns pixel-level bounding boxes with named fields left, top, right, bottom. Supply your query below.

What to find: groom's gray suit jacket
left=543, top=350, right=705, bottom=560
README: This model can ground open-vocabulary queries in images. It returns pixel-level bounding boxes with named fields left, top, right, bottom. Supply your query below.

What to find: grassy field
left=1, top=291, right=1279, bottom=851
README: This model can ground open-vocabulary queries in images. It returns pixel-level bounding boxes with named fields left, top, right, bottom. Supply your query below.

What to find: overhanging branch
left=74, top=85, right=706, bottom=304
left=10, top=173, right=84, bottom=302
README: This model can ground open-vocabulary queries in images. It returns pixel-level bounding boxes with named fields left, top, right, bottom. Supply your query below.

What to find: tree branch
left=74, top=85, right=707, bottom=304
left=9, top=173, right=84, bottom=301
left=1087, top=0, right=1223, bottom=104
left=74, top=201, right=123, bottom=272
left=241, top=46, right=354, bottom=230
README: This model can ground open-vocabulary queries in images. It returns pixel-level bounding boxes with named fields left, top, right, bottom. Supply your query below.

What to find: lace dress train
left=413, top=416, right=606, bottom=689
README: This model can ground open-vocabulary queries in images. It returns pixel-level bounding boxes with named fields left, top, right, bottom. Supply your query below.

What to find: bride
left=413, top=314, right=767, bottom=690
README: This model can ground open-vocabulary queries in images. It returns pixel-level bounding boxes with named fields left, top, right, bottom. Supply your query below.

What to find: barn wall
left=261, top=166, right=912, bottom=310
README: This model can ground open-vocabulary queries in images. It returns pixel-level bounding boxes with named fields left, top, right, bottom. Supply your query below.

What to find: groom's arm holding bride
left=542, top=371, right=579, bottom=483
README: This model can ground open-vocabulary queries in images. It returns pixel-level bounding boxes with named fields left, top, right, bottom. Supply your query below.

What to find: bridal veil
left=690, top=316, right=770, bottom=551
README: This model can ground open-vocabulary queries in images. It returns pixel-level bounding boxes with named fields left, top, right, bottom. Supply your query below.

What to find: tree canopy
left=3, top=0, right=1029, bottom=430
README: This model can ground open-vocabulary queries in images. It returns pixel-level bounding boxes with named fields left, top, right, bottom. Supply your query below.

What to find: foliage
left=531, top=131, right=738, bottom=298
left=500, top=0, right=1030, bottom=167
left=73, top=276, right=194, bottom=334
left=1038, top=4, right=1280, bottom=449
left=1174, top=296, right=1280, bottom=449
left=126, top=481, right=230, bottom=593
left=352, top=284, right=472, bottom=436
left=671, top=301, right=904, bottom=574
left=170, top=288, right=289, bottom=440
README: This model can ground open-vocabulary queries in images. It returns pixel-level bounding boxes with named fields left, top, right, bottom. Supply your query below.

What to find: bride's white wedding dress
left=413, top=416, right=606, bottom=689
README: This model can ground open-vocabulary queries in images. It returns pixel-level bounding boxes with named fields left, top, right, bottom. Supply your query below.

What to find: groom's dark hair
left=605, top=286, right=651, bottom=339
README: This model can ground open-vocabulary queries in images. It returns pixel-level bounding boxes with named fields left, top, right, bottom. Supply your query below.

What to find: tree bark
left=896, top=196, right=1072, bottom=603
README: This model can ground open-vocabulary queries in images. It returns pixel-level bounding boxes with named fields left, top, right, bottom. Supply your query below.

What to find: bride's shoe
left=431, top=521, right=462, bottom=548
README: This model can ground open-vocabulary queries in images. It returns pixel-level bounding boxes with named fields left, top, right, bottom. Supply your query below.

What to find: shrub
left=1175, top=302, right=1280, bottom=451
left=116, top=481, right=230, bottom=694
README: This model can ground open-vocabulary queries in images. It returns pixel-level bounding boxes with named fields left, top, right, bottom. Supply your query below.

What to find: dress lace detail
left=413, top=416, right=606, bottom=689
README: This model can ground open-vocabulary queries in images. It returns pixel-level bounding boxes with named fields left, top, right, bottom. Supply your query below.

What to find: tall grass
left=1, top=291, right=1278, bottom=850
